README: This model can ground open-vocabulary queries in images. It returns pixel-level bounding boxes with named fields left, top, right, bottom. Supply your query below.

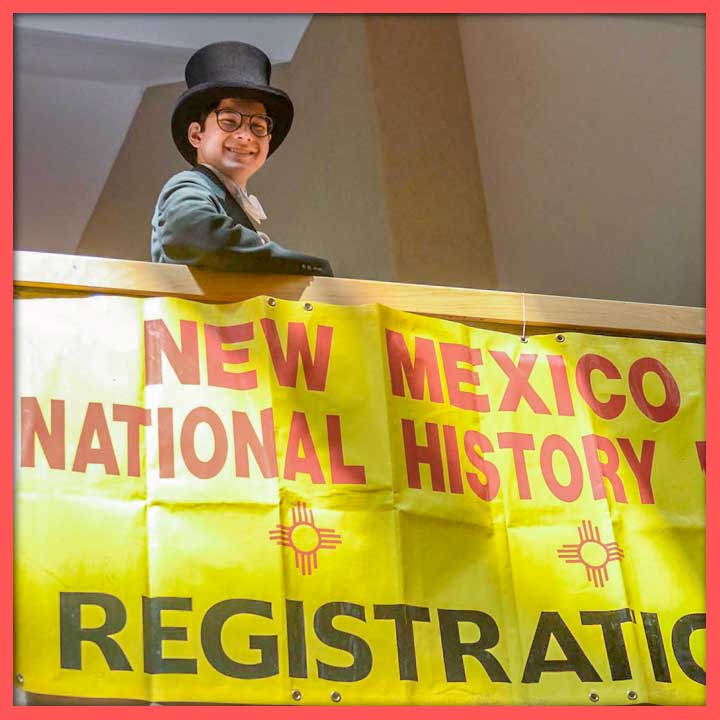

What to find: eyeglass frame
left=214, top=108, right=274, bottom=137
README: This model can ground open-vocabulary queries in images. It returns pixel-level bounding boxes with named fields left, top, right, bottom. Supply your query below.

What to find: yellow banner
left=15, top=295, right=705, bottom=705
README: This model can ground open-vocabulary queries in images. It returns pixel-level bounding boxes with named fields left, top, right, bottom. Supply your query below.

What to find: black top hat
left=172, top=41, right=294, bottom=164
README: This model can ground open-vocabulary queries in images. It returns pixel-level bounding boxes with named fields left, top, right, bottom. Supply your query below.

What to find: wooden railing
left=13, top=250, right=705, bottom=341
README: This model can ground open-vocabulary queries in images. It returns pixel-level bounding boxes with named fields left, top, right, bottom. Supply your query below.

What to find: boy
left=151, top=41, right=333, bottom=277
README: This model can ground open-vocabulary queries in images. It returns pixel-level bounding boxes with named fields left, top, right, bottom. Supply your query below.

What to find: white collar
left=200, top=163, right=267, bottom=225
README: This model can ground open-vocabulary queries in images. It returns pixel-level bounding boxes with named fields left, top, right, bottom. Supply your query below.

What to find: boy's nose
left=233, top=120, right=253, bottom=139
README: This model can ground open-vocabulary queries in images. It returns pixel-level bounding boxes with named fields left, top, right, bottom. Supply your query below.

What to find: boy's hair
left=197, top=100, right=221, bottom=131
left=188, top=100, right=221, bottom=163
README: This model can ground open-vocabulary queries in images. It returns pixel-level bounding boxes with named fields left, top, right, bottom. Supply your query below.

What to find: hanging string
left=520, top=292, right=528, bottom=343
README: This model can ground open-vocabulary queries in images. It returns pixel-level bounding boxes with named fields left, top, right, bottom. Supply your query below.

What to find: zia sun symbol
left=556, top=520, right=625, bottom=589
left=269, top=502, right=342, bottom=576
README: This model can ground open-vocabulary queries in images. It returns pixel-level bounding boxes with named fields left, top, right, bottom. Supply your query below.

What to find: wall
left=250, top=15, right=395, bottom=281
left=458, top=14, right=705, bottom=306
left=365, top=15, right=496, bottom=288
left=76, top=80, right=188, bottom=261
left=15, top=71, right=141, bottom=254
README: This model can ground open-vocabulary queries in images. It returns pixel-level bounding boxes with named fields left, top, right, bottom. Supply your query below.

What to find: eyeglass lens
left=216, top=110, right=273, bottom=137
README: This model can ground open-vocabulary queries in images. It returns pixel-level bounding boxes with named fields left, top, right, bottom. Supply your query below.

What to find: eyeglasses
left=214, top=109, right=273, bottom=137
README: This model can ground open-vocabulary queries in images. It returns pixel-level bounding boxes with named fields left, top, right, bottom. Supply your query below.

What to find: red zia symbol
left=557, top=520, right=624, bottom=588
left=269, top=502, right=341, bottom=576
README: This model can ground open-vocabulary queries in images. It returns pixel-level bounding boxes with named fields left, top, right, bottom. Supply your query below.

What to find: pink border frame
left=5, top=2, right=715, bottom=716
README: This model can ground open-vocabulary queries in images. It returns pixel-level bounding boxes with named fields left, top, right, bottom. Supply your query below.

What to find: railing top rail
left=13, top=250, right=705, bottom=341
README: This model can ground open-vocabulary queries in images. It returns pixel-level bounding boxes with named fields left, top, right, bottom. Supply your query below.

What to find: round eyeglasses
left=215, top=109, right=273, bottom=137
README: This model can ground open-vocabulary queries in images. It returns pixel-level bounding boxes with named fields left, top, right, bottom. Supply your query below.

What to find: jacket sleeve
left=153, top=172, right=275, bottom=271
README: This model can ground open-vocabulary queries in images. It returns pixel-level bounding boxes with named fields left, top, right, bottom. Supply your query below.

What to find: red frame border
left=5, top=1, right=715, bottom=717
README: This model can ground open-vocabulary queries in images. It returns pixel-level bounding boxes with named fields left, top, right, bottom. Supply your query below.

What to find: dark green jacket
left=151, top=166, right=333, bottom=276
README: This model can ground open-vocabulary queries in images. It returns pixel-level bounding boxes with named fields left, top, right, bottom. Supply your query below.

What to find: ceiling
left=15, top=13, right=312, bottom=64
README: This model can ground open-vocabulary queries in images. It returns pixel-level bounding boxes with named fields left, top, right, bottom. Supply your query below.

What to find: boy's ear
left=188, top=121, right=203, bottom=149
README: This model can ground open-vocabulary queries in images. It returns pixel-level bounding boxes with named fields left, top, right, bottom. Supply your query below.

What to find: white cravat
left=200, top=163, right=268, bottom=227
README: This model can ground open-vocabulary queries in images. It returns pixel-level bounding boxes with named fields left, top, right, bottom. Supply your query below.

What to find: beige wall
left=77, top=81, right=187, bottom=261
left=250, top=15, right=395, bottom=282
left=78, top=15, right=496, bottom=290
left=16, top=72, right=143, bottom=255
left=365, top=16, right=496, bottom=288
left=458, top=14, right=705, bottom=306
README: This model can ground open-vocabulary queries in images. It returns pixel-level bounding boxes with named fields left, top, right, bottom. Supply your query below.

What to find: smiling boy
left=151, top=41, right=333, bottom=276
left=194, top=97, right=270, bottom=188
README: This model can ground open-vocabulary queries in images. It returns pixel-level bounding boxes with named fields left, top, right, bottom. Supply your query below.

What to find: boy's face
left=188, top=97, right=271, bottom=188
